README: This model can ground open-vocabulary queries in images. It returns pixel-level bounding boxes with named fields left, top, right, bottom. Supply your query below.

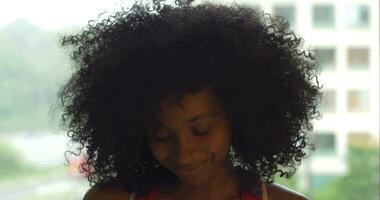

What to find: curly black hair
left=57, top=0, right=321, bottom=196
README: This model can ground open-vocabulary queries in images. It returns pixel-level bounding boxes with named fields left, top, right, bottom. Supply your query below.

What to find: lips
left=177, top=158, right=208, bottom=175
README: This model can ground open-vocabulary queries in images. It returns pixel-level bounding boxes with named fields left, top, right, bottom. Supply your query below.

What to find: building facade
left=208, top=0, right=379, bottom=193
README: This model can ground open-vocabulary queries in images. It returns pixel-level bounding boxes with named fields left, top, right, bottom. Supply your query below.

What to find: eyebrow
left=188, top=112, right=214, bottom=123
left=153, top=112, right=214, bottom=131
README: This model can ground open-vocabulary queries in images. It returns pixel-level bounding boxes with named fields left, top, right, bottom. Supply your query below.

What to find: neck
left=174, top=166, right=240, bottom=200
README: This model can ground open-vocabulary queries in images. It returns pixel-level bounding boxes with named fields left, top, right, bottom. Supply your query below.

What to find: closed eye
left=193, top=129, right=209, bottom=136
left=191, top=119, right=211, bottom=136
left=150, top=125, right=172, bottom=141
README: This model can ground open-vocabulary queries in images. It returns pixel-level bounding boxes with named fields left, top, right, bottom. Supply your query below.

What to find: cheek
left=205, top=125, right=231, bottom=161
left=149, top=143, right=171, bottom=166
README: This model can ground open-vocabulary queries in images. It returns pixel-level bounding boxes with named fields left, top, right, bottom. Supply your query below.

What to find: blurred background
left=0, top=0, right=378, bottom=199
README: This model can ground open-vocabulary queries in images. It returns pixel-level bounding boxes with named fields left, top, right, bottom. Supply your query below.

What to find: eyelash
left=152, top=131, right=171, bottom=141
left=154, top=135, right=171, bottom=141
left=193, top=129, right=209, bottom=135
left=152, top=129, right=209, bottom=141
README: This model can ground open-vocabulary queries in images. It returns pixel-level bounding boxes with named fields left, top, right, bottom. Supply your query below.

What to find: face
left=147, top=87, right=232, bottom=186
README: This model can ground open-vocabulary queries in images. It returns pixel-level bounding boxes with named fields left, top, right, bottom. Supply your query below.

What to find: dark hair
left=58, top=0, right=321, bottom=196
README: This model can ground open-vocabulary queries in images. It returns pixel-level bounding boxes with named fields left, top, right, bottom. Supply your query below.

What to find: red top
left=136, top=188, right=263, bottom=200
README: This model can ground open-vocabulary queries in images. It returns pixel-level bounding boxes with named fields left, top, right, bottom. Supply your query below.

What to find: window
left=348, top=48, right=369, bottom=69
left=273, top=5, right=295, bottom=27
left=348, top=132, right=372, bottom=147
left=347, top=90, right=369, bottom=112
left=315, top=48, right=336, bottom=70
left=322, top=90, right=336, bottom=113
left=313, top=5, right=335, bottom=28
left=347, top=5, right=370, bottom=28
left=312, top=131, right=336, bottom=155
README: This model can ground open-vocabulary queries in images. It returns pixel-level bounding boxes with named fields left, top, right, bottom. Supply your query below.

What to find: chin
left=180, top=177, right=209, bottom=187
left=177, top=170, right=213, bottom=187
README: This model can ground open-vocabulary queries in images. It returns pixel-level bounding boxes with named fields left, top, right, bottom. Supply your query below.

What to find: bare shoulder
left=83, top=187, right=131, bottom=200
left=266, top=183, right=309, bottom=200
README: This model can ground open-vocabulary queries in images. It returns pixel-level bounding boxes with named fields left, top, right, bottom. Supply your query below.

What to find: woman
left=58, top=0, right=321, bottom=199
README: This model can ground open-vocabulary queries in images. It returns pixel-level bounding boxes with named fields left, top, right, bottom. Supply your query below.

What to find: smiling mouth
left=177, top=158, right=209, bottom=176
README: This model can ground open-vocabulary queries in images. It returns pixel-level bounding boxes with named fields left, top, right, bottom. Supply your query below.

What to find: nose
left=174, top=131, right=196, bottom=166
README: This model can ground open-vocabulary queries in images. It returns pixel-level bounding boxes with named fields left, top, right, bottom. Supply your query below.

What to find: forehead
left=157, top=87, right=222, bottom=122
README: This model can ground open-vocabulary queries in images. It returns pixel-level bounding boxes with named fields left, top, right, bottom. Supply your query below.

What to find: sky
left=0, top=0, right=249, bottom=31
left=0, top=0, right=134, bottom=30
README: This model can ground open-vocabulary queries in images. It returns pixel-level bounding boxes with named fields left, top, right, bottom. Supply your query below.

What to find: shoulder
left=83, top=187, right=131, bottom=200
left=266, top=183, right=309, bottom=200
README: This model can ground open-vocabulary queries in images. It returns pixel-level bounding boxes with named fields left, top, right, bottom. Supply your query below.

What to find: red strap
left=241, top=190, right=263, bottom=200
left=135, top=189, right=158, bottom=200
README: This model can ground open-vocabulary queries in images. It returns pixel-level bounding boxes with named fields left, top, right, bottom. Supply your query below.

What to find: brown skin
left=82, top=183, right=310, bottom=200
left=147, top=86, right=238, bottom=200
left=266, top=184, right=309, bottom=200
left=83, top=87, right=310, bottom=200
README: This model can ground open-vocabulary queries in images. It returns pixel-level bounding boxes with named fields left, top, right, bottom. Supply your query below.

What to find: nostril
left=176, top=151, right=195, bottom=165
left=175, top=147, right=196, bottom=165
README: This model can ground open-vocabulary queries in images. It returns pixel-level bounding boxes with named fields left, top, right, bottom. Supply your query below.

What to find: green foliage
left=0, top=141, right=70, bottom=182
left=313, top=145, right=380, bottom=200
left=273, top=145, right=380, bottom=200
left=0, top=142, right=34, bottom=179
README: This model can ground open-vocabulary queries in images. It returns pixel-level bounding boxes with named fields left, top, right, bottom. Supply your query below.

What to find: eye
left=155, top=132, right=170, bottom=140
left=150, top=126, right=171, bottom=141
left=192, top=121, right=210, bottom=136
left=193, top=129, right=209, bottom=135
